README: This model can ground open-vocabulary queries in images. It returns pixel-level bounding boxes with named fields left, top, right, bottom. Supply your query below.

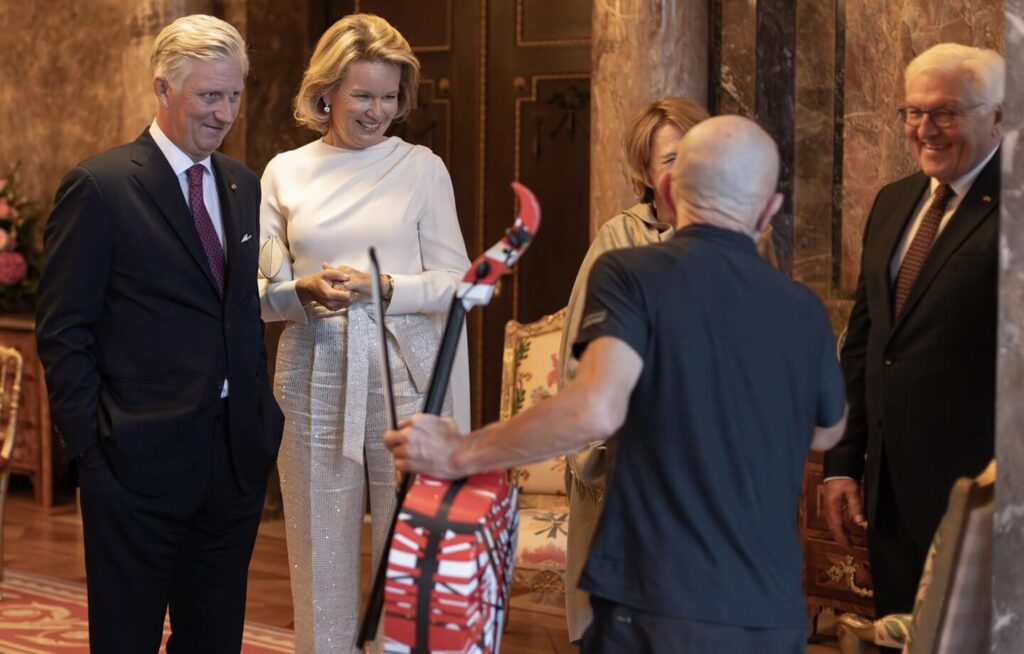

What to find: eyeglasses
left=898, top=103, right=987, bottom=128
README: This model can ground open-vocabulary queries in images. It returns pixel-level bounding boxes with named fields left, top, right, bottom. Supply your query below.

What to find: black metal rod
left=356, top=294, right=466, bottom=647
left=423, top=297, right=467, bottom=415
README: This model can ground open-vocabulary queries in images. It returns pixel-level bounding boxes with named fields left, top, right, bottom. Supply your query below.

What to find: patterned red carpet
left=0, top=570, right=294, bottom=653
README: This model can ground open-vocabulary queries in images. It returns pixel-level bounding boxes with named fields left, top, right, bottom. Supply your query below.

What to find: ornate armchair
left=0, top=345, right=24, bottom=599
left=835, top=460, right=995, bottom=654
left=500, top=308, right=569, bottom=614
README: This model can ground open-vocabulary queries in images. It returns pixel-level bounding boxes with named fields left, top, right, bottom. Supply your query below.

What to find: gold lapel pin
left=982, top=195, right=992, bottom=203
left=230, top=183, right=238, bottom=191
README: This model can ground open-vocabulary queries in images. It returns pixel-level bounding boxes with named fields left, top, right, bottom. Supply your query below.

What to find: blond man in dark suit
left=36, top=15, right=283, bottom=652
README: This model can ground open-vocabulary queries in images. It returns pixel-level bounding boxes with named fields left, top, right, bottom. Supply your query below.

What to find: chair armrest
left=836, top=612, right=912, bottom=654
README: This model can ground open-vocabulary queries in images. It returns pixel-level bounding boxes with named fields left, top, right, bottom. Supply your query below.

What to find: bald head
left=659, top=115, right=782, bottom=237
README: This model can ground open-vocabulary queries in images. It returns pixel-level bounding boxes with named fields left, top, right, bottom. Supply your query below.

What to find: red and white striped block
left=384, top=472, right=519, bottom=654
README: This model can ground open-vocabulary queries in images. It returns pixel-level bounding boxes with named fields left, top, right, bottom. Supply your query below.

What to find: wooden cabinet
left=801, top=451, right=875, bottom=625
left=0, top=315, right=66, bottom=506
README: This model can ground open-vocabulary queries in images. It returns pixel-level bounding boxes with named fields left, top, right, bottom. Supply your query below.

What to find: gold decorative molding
left=515, top=0, right=589, bottom=48
left=824, top=555, right=874, bottom=598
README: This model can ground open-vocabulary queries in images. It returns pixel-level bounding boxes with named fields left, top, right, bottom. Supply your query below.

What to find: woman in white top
left=258, top=14, right=470, bottom=653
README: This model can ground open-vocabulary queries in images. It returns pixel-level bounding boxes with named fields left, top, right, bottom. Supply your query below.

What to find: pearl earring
left=324, top=103, right=331, bottom=114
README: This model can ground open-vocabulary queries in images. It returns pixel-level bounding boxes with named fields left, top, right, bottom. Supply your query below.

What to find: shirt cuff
left=385, top=271, right=457, bottom=315
left=260, top=280, right=308, bottom=324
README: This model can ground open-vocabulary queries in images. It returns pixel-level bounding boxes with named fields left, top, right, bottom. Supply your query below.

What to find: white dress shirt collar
left=149, top=120, right=214, bottom=177
left=930, top=145, right=999, bottom=199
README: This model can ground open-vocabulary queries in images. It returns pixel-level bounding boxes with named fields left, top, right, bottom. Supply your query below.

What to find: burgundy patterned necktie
left=892, top=183, right=953, bottom=318
left=186, top=164, right=225, bottom=297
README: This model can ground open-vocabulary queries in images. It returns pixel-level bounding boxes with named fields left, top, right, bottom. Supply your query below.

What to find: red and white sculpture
left=384, top=473, right=518, bottom=653
left=361, top=183, right=541, bottom=654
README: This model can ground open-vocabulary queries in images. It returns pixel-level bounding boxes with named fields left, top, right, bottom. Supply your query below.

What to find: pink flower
left=0, top=198, right=10, bottom=220
left=0, top=251, right=27, bottom=286
left=547, top=353, right=559, bottom=388
left=0, top=229, right=13, bottom=252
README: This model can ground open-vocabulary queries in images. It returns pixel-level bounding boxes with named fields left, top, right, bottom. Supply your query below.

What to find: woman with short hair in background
left=558, top=96, right=777, bottom=643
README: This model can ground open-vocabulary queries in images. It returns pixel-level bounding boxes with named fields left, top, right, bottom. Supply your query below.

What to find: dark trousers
left=868, top=456, right=929, bottom=618
left=78, top=402, right=266, bottom=653
left=581, top=596, right=805, bottom=654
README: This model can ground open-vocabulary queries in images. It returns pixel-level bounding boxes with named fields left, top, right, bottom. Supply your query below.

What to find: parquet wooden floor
left=2, top=481, right=840, bottom=653
left=1, top=482, right=575, bottom=653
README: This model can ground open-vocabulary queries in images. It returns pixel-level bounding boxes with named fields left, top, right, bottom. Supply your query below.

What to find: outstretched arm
left=386, top=336, right=642, bottom=479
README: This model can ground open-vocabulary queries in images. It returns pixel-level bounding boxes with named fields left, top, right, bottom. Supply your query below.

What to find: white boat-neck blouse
left=258, top=136, right=472, bottom=431
left=258, top=136, right=470, bottom=323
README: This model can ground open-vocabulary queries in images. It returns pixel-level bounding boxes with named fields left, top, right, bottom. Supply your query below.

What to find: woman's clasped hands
left=296, top=262, right=378, bottom=311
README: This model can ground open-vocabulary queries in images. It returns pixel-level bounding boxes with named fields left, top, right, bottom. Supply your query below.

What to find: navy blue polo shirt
left=574, top=223, right=845, bottom=629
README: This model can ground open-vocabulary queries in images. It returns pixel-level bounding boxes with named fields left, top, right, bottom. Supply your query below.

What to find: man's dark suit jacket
left=36, top=128, right=283, bottom=496
left=824, top=153, right=998, bottom=548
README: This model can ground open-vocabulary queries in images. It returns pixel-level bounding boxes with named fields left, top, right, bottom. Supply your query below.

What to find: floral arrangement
left=0, top=166, right=43, bottom=314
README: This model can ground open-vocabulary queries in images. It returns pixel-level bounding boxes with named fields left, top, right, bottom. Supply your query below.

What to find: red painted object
left=360, top=184, right=540, bottom=653
left=383, top=473, right=519, bottom=653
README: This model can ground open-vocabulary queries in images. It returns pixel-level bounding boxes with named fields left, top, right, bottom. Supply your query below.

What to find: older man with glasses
left=822, top=42, right=1003, bottom=620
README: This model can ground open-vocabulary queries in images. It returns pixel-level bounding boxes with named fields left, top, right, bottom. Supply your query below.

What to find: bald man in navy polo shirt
left=386, top=115, right=848, bottom=653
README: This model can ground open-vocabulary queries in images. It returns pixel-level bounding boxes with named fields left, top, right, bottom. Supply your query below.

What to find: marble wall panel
left=719, top=0, right=830, bottom=285
left=755, top=0, right=796, bottom=275
left=0, top=0, right=309, bottom=221
left=996, top=4, right=1024, bottom=650
left=839, top=0, right=1002, bottom=292
left=717, top=0, right=755, bottom=118
left=793, top=0, right=837, bottom=299
left=590, top=0, right=708, bottom=235
left=0, top=0, right=197, bottom=213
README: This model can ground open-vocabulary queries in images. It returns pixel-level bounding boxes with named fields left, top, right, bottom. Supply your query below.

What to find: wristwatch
left=382, top=274, right=395, bottom=308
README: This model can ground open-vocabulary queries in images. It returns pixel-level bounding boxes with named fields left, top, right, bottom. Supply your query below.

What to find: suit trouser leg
left=166, top=410, right=267, bottom=654
left=78, top=405, right=226, bottom=653
left=868, top=453, right=929, bottom=618
left=79, top=445, right=183, bottom=653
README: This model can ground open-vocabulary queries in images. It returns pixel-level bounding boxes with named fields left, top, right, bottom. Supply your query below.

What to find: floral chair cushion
left=501, top=309, right=571, bottom=614
left=516, top=508, right=568, bottom=570
left=501, top=309, right=568, bottom=496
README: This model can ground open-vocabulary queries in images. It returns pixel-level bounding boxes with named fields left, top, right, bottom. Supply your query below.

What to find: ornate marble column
left=589, top=0, right=708, bottom=236
left=994, top=3, right=1024, bottom=649
left=755, top=0, right=796, bottom=275
left=793, top=1, right=839, bottom=300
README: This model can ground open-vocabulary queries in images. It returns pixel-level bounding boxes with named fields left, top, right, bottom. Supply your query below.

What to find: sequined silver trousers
left=275, top=306, right=442, bottom=653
